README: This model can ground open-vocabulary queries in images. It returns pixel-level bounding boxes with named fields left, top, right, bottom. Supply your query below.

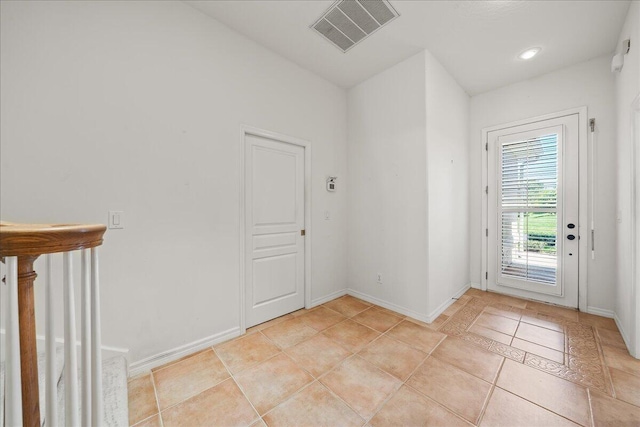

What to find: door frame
left=631, top=93, right=640, bottom=358
left=481, top=107, right=588, bottom=311
left=239, top=125, right=312, bottom=334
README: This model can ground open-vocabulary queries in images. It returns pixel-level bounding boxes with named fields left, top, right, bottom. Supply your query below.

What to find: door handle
left=567, top=223, right=575, bottom=229
left=567, top=234, right=576, bottom=240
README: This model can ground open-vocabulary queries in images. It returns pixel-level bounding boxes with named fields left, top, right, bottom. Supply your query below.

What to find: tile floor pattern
left=128, top=291, right=640, bottom=426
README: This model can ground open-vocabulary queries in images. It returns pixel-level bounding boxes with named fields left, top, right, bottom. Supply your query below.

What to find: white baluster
left=0, top=259, right=2, bottom=427
left=45, top=254, right=58, bottom=427
left=63, top=251, right=79, bottom=426
left=5, top=256, right=23, bottom=426
left=81, top=249, right=92, bottom=426
left=90, top=247, right=104, bottom=426
left=0, top=263, right=6, bottom=427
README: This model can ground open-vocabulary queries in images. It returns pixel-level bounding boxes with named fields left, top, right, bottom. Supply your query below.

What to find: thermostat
left=326, top=176, right=337, bottom=192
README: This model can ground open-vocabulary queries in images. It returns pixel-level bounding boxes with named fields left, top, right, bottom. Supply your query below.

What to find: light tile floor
left=128, top=290, right=640, bottom=426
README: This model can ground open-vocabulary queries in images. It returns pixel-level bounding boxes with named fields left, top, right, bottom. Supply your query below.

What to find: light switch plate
left=108, top=211, right=124, bottom=229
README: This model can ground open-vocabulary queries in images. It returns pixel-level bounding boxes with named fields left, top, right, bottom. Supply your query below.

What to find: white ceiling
left=186, top=0, right=631, bottom=95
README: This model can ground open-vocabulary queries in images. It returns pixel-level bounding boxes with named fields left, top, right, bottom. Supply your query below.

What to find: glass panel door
left=487, top=114, right=579, bottom=308
left=500, top=134, right=559, bottom=287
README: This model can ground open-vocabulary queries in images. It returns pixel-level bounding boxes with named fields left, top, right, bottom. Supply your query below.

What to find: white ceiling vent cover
left=311, top=0, right=399, bottom=53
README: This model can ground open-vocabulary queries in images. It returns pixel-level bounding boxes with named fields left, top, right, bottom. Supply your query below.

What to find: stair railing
left=1, top=222, right=107, bottom=427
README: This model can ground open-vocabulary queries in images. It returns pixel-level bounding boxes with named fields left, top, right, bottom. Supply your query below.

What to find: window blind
left=500, top=134, right=558, bottom=285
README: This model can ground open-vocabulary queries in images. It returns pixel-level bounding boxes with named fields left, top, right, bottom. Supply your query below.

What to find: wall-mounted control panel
left=327, top=176, right=337, bottom=192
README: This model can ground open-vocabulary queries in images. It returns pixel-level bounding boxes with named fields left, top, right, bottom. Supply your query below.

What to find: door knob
left=567, top=234, right=576, bottom=240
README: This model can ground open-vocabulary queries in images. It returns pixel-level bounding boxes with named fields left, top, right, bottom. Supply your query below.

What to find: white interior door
left=487, top=114, right=580, bottom=307
left=245, top=133, right=305, bottom=328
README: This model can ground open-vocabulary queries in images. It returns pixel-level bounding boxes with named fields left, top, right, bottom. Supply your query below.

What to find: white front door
left=487, top=114, right=580, bottom=307
left=245, top=133, right=305, bottom=328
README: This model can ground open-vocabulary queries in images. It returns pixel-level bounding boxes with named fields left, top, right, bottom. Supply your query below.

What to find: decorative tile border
left=437, top=296, right=612, bottom=395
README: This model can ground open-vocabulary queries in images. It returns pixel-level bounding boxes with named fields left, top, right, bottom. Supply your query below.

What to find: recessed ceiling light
left=519, top=47, right=541, bottom=60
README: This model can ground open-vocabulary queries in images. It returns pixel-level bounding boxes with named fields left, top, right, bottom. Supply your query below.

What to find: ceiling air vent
left=312, top=0, right=399, bottom=53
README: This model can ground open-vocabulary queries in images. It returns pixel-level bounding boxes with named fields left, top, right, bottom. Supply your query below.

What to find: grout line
left=472, top=320, right=520, bottom=341
left=494, top=356, right=507, bottom=385
left=354, top=306, right=406, bottom=328
left=282, top=349, right=323, bottom=381
left=262, top=323, right=321, bottom=351
left=512, top=336, right=565, bottom=355
left=258, top=379, right=319, bottom=420
left=515, top=319, right=524, bottom=340
left=313, top=377, right=366, bottom=425
left=356, top=330, right=387, bottom=349
left=494, top=385, right=589, bottom=426
left=592, top=327, right=616, bottom=398
left=402, top=380, right=472, bottom=426
left=318, top=304, right=349, bottom=317
left=130, top=413, right=159, bottom=427
left=476, top=356, right=506, bottom=426
left=151, top=348, right=237, bottom=415
left=364, top=349, right=435, bottom=424
left=520, top=313, right=566, bottom=335
left=252, top=312, right=297, bottom=332
left=316, top=316, right=352, bottom=337
left=362, top=378, right=403, bottom=425
left=152, top=377, right=231, bottom=414
left=314, top=352, right=357, bottom=383
left=150, top=347, right=211, bottom=374
left=429, top=335, right=448, bottom=356
left=586, top=388, right=596, bottom=427
left=252, top=344, right=372, bottom=424
left=404, top=351, right=431, bottom=382
left=235, top=343, right=283, bottom=376
left=353, top=305, right=375, bottom=315
left=149, top=371, right=164, bottom=427
left=312, top=352, right=395, bottom=424
left=496, top=356, right=592, bottom=426
left=212, top=346, right=262, bottom=425
left=477, top=383, right=496, bottom=426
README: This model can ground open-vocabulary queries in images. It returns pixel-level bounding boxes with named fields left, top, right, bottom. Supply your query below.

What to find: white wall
left=469, top=55, right=617, bottom=313
left=347, top=50, right=470, bottom=320
left=0, top=1, right=348, bottom=366
left=347, top=52, right=429, bottom=318
left=614, top=1, right=640, bottom=355
left=425, top=51, right=471, bottom=316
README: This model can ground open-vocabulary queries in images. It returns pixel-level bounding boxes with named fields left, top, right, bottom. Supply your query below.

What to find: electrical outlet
left=376, top=273, right=382, bottom=284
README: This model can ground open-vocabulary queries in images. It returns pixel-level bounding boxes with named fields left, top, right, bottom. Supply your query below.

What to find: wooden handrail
left=0, top=222, right=106, bottom=257
left=1, top=221, right=107, bottom=427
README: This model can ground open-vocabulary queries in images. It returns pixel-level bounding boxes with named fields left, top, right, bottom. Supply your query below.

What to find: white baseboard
left=426, top=283, right=471, bottom=322
left=346, top=289, right=431, bottom=323
left=470, top=282, right=482, bottom=290
left=128, top=327, right=241, bottom=377
left=0, top=329, right=129, bottom=363
left=614, top=312, right=634, bottom=354
left=586, top=306, right=615, bottom=318
left=310, top=288, right=347, bottom=308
